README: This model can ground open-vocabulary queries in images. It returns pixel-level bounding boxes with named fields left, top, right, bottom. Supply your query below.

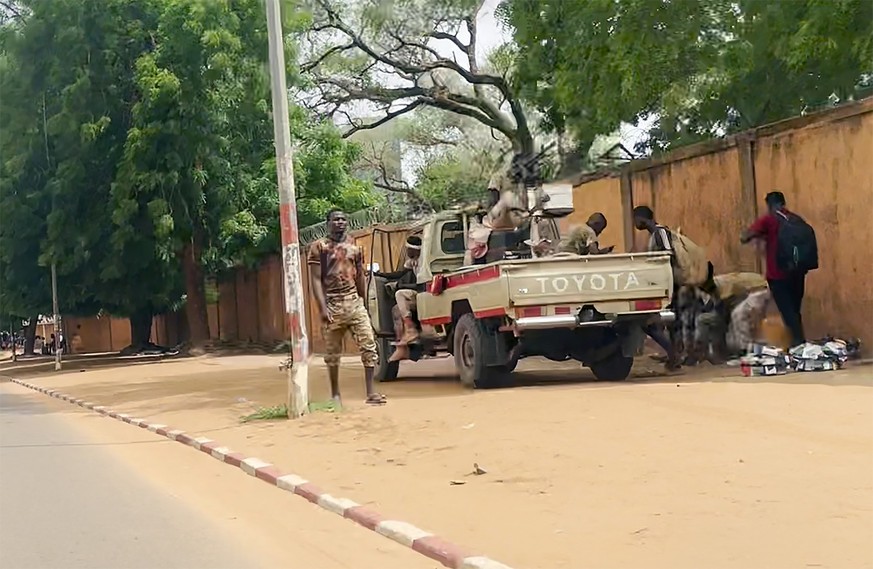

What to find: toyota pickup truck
left=368, top=209, right=675, bottom=387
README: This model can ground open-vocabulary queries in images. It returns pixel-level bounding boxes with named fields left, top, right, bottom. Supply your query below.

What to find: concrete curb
left=9, top=378, right=513, bottom=569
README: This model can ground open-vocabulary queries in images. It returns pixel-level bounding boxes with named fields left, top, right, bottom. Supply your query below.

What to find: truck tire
left=453, top=314, right=507, bottom=389
left=589, top=350, right=634, bottom=381
left=375, top=337, right=399, bottom=382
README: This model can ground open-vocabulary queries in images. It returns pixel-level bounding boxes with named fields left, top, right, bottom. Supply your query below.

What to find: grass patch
left=308, top=400, right=340, bottom=413
left=240, top=404, right=288, bottom=423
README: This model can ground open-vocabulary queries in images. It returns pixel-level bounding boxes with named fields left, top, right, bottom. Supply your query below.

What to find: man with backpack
left=741, top=191, right=818, bottom=347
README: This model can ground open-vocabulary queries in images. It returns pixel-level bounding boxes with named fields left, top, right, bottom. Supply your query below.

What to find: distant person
left=34, top=335, right=44, bottom=355
left=560, top=212, right=614, bottom=255
left=741, top=191, right=818, bottom=347
left=308, top=209, right=384, bottom=406
left=71, top=325, right=83, bottom=354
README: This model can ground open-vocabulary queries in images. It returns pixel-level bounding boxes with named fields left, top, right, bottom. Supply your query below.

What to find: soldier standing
left=308, top=209, right=385, bottom=406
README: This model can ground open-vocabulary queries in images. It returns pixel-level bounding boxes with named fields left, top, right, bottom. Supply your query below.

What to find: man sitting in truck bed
left=374, top=236, right=423, bottom=362
left=559, top=212, right=614, bottom=255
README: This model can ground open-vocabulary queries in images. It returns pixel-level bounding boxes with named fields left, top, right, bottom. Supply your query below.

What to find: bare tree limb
left=302, top=0, right=535, bottom=153
left=343, top=100, right=423, bottom=136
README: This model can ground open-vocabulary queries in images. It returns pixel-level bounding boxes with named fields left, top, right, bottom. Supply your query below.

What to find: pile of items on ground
left=737, top=337, right=861, bottom=376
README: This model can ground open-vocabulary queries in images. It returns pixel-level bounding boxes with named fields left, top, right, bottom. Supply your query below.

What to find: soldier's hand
left=320, top=308, right=333, bottom=324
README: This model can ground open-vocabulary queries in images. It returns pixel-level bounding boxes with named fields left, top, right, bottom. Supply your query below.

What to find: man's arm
left=589, top=244, right=615, bottom=255
left=354, top=252, right=367, bottom=299
left=309, top=263, right=331, bottom=323
left=307, top=242, right=331, bottom=323
left=741, top=215, right=769, bottom=244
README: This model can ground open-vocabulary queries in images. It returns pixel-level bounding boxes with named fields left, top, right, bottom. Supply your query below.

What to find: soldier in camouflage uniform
left=558, top=212, right=613, bottom=255
left=308, top=209, right=383, bottom=406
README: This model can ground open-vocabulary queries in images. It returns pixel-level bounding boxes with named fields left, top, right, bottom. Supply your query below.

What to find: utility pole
left=265, top=0, right=309, bottom=418
left=51, top=263, right=61, bottom=371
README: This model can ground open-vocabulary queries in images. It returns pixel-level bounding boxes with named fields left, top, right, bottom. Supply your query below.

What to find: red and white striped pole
left=265, top=0, right=309, bottom=418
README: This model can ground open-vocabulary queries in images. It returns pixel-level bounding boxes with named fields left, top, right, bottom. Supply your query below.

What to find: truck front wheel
left=453, top=313, right=507, bottom=389
left=589, top=350, right=634, bottom=381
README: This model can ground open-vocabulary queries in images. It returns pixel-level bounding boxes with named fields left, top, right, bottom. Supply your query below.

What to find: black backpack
left=775, top=211, right=818, bottom=274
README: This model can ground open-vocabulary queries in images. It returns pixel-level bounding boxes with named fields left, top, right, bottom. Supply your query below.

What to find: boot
left=388, top=344, right=410, bottom=362
left=400, top=317, right=419, bottom=345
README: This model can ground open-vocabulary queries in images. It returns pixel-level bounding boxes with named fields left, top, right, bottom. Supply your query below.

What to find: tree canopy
left=502, top=0, right=873, bottom=153
left=0, top=0, right=376, bottom=349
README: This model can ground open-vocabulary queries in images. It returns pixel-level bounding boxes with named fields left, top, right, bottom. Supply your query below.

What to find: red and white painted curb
left=8, top=378, right=512, bottom=569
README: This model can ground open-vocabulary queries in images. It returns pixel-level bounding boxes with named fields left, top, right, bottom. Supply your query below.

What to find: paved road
left=0, top=383, right=263, bottom=569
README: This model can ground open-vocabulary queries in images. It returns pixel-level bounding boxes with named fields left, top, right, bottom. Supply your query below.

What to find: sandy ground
left=0, top=381, right=437, bottom=569
left=9, top=354, right=873, bottom=569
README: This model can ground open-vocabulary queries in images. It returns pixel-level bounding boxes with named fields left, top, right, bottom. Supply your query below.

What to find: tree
left=501, top=0, right=873, bottom=153
left=1, top=0, right=378, bottom=354
left=301, top=0, right=536, bottom=155
left=0, top=0, right=183, bottom=352
left=114, top=0, right=378, bottom=347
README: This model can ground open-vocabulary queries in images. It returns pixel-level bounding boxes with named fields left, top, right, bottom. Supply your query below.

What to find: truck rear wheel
left=589, top=350, right=634, bottom=381
left=375, top=337, right=399, bottom=382
left=453, top=314, right=507, bottom=389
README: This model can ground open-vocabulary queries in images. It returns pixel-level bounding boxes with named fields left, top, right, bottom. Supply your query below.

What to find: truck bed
left=499, top=252, right=673, bottom=306
left=418, top=252, right=674, bottom=327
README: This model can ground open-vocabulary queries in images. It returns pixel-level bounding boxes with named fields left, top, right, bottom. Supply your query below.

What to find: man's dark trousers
left=768, top=273, right=806, bottom=347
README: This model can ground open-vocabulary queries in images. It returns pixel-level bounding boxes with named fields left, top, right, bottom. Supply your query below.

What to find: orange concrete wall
left=235, top=270, right=260, bottom=343
left=753, top=109, right=873, bottom=343
left=567, top=98, right=871, bottom=349
left=629, top=147, right=757, bottom=273
left=564, top=176, right=626, bottom=252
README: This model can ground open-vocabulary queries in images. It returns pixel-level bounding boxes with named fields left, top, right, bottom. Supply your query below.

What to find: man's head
left=633, top=205, right=655, bottom=230
left=765, top=191, right=786, bottom=213
left=406, top=235, right=422, bottom=259
left=326, top=209, right=347, bottom=238
left=587, top=212, right=608, bottom=235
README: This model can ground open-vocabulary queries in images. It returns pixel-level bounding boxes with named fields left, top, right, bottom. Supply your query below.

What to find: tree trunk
left=23, top=315, right=38, bottom=355
left=181, top=234, right=210, bottom=348
left=129, top=308, right=154, bottom=350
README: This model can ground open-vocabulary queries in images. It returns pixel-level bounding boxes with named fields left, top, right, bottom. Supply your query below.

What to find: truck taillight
left=520, top=306, right=543, bottom=317
left=633, top=299, right=662, bottom=311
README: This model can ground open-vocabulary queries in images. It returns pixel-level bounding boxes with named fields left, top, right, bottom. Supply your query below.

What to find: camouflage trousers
left=323, top=293, right=377, bottom=368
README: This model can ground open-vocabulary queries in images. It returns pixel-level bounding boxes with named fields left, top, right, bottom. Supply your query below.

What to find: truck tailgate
left=500, top=253, right=673, bottom=307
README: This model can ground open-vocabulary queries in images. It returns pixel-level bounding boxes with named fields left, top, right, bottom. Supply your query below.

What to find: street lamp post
left=51, top=262, right=61, bottom=371
left=265, top=0, right=309, bottom=418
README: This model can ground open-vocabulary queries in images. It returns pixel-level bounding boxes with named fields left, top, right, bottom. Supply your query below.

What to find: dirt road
left=15, top=354, right=873, bottom=568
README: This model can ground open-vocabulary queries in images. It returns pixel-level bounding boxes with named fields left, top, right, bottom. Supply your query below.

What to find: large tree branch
left=305, top=0, right=533, bottom=152
left=311, top=0, right=513, bottom=96
left=342, top=100, right=422, bottom=137
left=300, top=41, right=355, bottom=73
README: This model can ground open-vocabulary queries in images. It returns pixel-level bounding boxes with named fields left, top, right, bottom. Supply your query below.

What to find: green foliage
left=0, top=0, right=376, bottom=327
left=416, top=154, right=491, bottom=210
left=0, top=0, right=169, bottom=319
left=502, top=0, right=873, bottom=153
left=240, top=404, right=289, bottom=422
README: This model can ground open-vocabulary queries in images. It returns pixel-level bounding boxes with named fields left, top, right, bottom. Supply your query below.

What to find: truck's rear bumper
left=514, top=310, right=675, bottom=331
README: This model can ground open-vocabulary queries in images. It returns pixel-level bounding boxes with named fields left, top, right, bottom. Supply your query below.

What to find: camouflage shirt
left=307, top=236, right=363, bottom=298
left=559, top=224, right=598, bottom=255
